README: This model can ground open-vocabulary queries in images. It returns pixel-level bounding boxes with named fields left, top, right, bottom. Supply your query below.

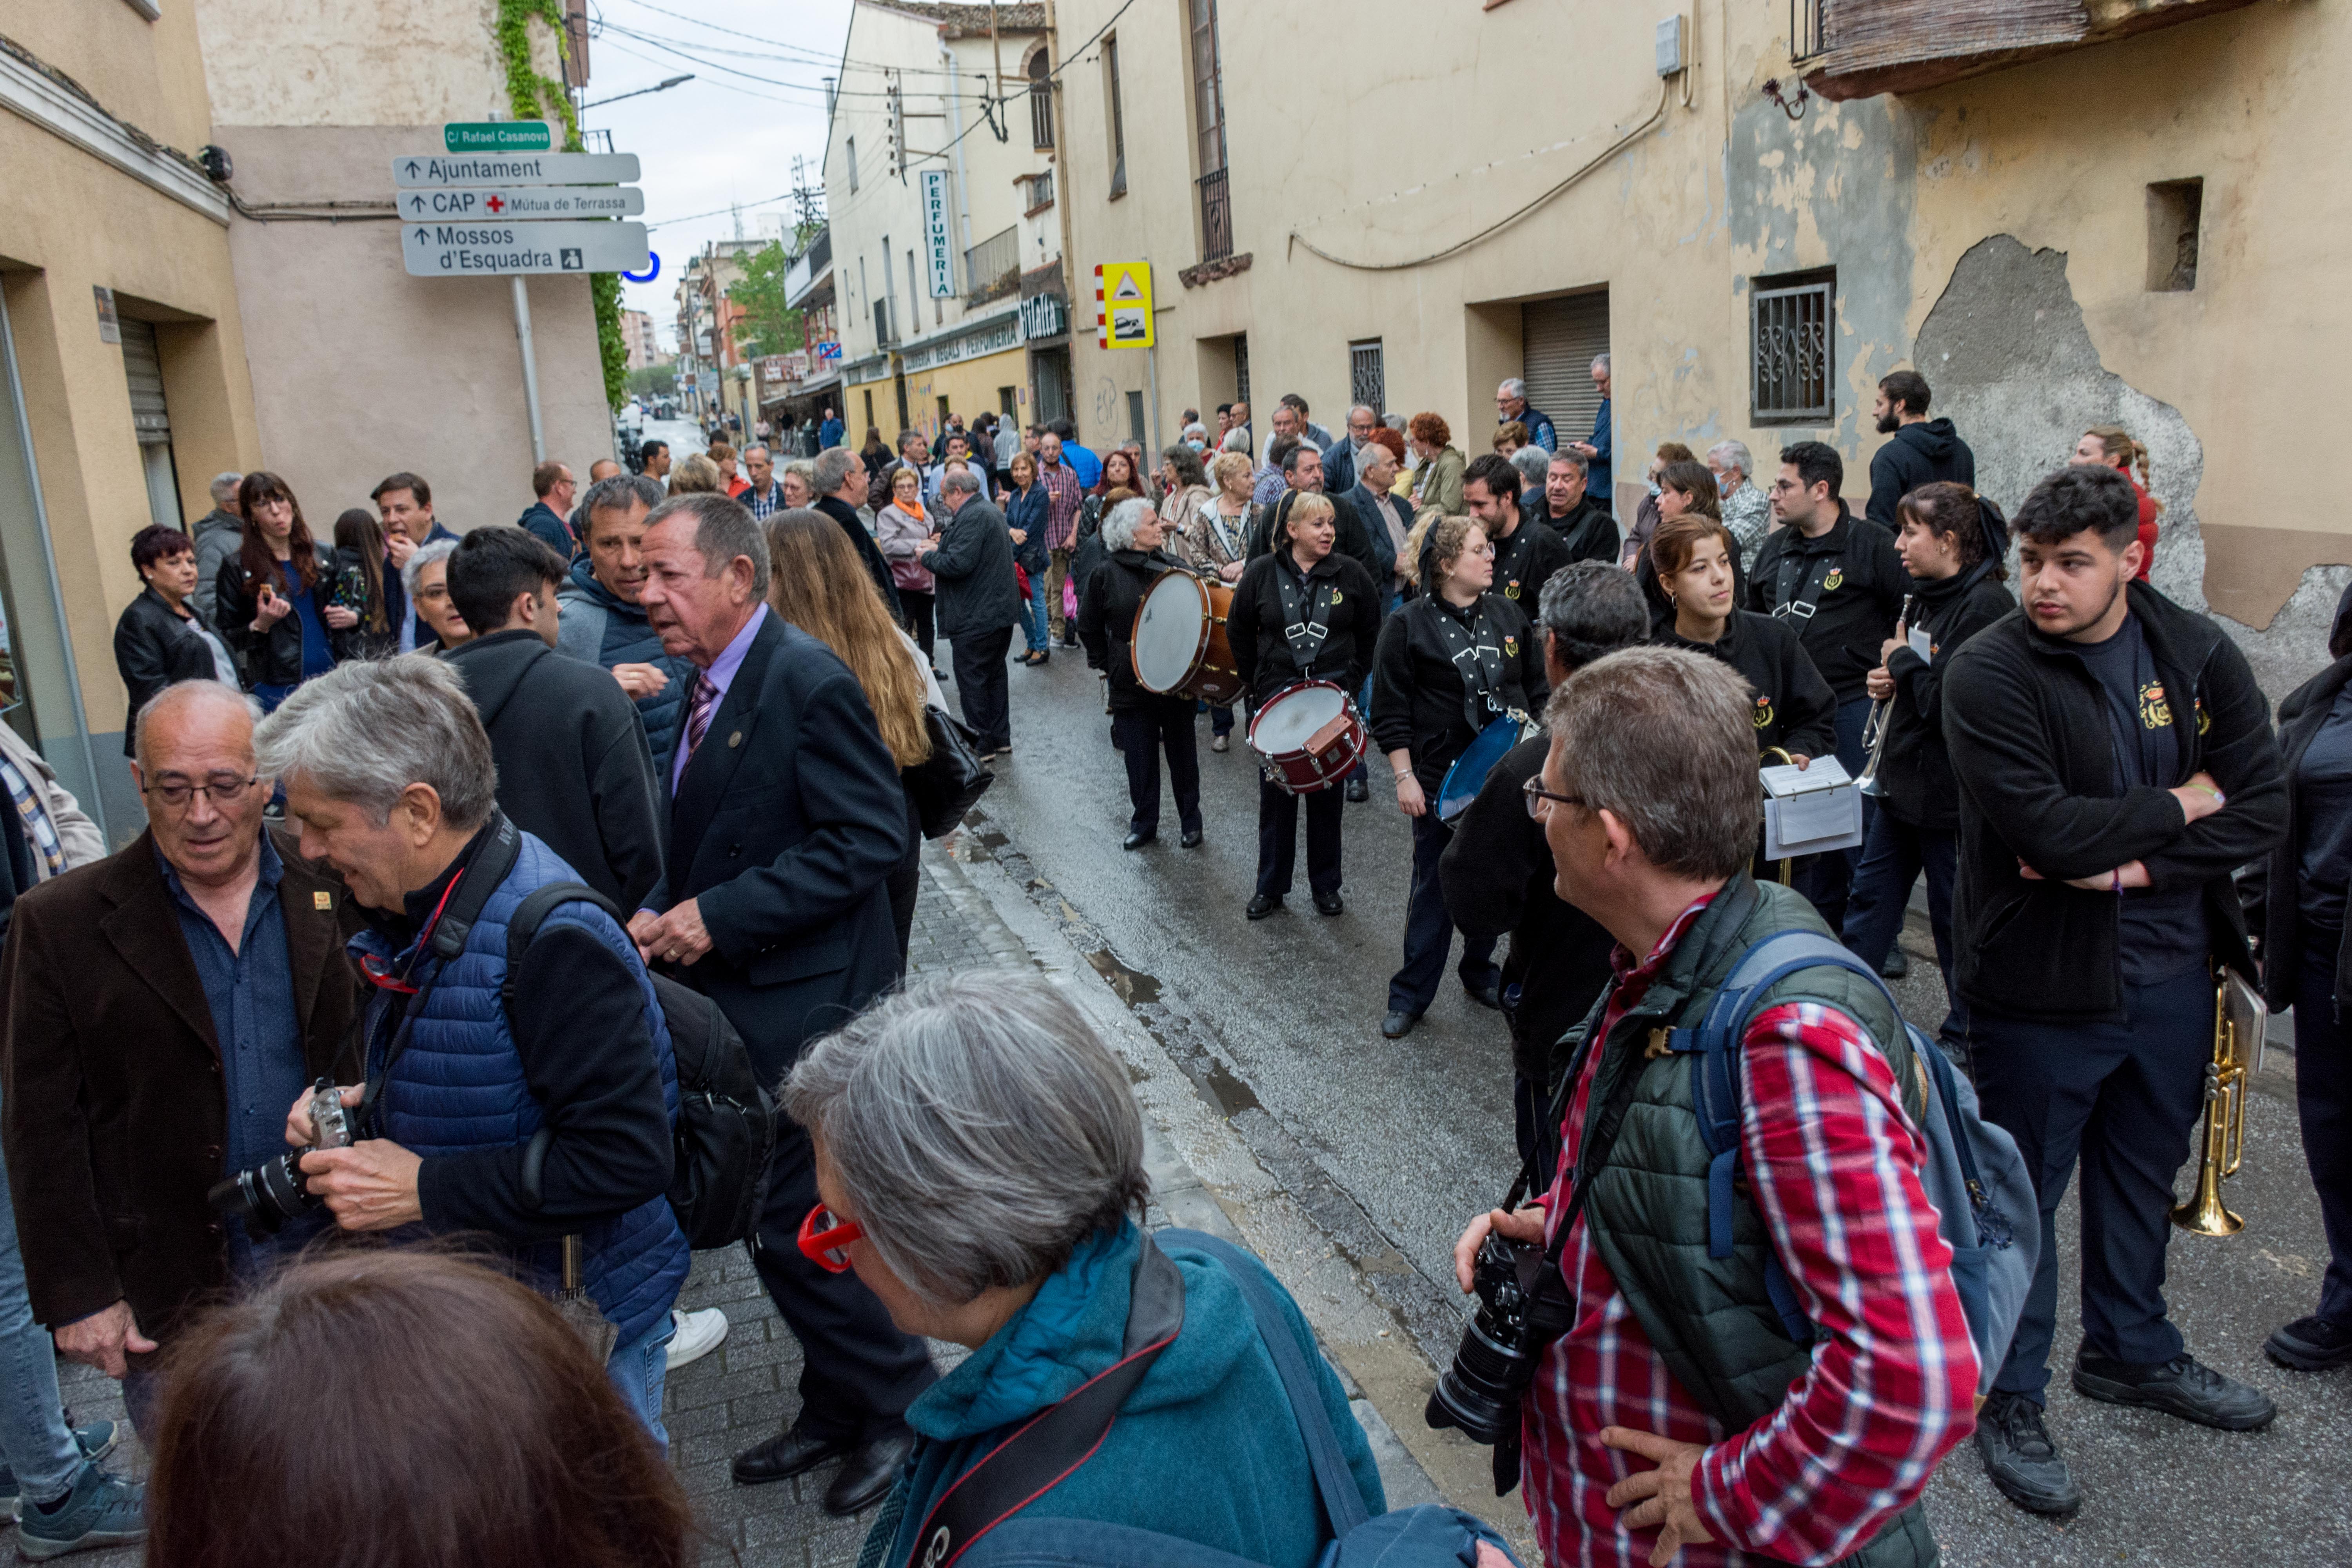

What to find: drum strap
left=1770, top=544, right=1839, bottom=625
left=1429, top=597, right=1506, bottom=732
left=1276, top=554, right=1338, bottom=671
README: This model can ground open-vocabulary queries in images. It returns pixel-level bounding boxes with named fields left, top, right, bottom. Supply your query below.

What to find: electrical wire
left=592, top=21, right=904, bottom=98
left=1285, top=79, right=1671, bottom=273
left=603, top=0, right=981, bottom=78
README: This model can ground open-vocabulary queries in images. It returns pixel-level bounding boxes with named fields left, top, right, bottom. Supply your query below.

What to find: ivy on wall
left=495, top=0, right=628, bottom=412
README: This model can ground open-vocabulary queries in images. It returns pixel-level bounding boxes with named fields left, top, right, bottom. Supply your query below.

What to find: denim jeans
left=606, top=1312, right=677, bottom=1454
left=0, top=1120, right=83, bottom=1503
left=1022, top=568, right=1051, bottom=653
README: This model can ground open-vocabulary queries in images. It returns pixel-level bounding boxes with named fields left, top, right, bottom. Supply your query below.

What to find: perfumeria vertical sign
left=921, top=169, right=955, bottom=299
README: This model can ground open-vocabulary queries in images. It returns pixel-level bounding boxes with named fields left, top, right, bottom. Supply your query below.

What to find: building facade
left=822, top=1, right=1064, bottom=453
left=621, top=307, right=663, bottom=370
left=1053, top=0, right=2340, bottom=696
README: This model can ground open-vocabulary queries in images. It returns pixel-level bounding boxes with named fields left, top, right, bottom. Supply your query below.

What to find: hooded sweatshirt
left=866, top=1222, right=1384, bottom=1568
left=555, top=556, right=695, bottom=777
left=1865, top=418, right=1976, bottom=531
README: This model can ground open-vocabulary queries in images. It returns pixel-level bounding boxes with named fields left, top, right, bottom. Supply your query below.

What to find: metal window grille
left=1028, top=53, right=1054, bottom=149
left=1233, top=333, right=1250, bottom=407
left=1191, top=0, right=1226, bottom=176
left=1127, top=390, right=1146, bottom=444
left=1198, top=169, right=1232, bottom=263
left=1349, top=340, right=1385, bottom=415
left=1751, top=275, right=1834, bottom=424
left=964, top=225, right=1020, bottom=305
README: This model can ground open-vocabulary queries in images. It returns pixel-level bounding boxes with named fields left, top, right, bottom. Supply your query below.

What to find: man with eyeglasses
left=2, top=681, right=360, bottom=1447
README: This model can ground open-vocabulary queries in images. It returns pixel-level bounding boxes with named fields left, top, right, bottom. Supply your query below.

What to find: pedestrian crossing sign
left=1095, top=263, right=1154, bottom=349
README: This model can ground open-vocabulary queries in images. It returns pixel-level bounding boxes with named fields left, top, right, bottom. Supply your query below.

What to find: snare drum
left=1247, top=681, right=1367, bottom=796
left=1131, top=570, right=1244, bottom=706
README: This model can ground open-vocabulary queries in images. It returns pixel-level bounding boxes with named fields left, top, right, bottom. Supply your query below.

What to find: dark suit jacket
left=0, top=829, right=361, bottom=1338
left=646, top=612, right=908, bottom=1079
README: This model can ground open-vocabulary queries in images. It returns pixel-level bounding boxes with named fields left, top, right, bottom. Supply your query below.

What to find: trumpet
left=1856, top=594, right=1916, bottom=800
left=2171, top=971, right=2268, bottom=1237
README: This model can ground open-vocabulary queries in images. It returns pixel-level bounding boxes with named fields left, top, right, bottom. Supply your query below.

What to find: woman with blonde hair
left=2073, top=423, right=2161, bottom=580
left=764, top=507, right=941, bottom=970
left=666, top=452, right=726, bottom=496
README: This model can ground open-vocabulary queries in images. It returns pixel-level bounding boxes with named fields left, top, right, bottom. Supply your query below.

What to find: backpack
left=1670, top=930, right=2037, bottom=1400
left=508, top=882, right=777, bottom=1250
left=926, top=1229, right=1524, bottom=1568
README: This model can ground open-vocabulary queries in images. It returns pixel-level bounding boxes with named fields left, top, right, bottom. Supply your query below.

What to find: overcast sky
left=588, top=0, right=855, bottom=343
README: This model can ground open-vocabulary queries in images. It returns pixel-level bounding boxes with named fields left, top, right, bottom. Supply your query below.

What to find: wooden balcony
left=1796, top=0, right=2263, bottom=102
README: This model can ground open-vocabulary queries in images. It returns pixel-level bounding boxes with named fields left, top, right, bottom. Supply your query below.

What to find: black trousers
left=1255, top=773, right=1343, bottom=898
left=2290, top=922, right=2352, bottom=1327
left=1969, top=966, right=2211, bottom=1403
left=1111, top=698, right=1200, bottom=836
left=951, top=625, right=1014, bottom=751
left=900, top=588, right=936, bottom=668
left=749, top=1113, right=939, bottom=1440
left=1389, top=811, right=1500, bottom=1016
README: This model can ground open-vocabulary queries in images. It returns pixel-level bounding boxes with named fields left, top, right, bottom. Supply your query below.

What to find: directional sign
left=397, top=186, right=645, bottom=220
left=393, top=152, right=640, bottom=189
left=920, top=170, right=955, bottom=299
left=444, top=121, right=554, bottom=153
left=1094, top=262, right=1154, bottom=349
left=400, top=220, right=650, bottom=278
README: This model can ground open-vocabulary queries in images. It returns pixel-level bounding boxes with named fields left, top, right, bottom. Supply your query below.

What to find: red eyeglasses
left=798, top=1205, right=866, bottom=1272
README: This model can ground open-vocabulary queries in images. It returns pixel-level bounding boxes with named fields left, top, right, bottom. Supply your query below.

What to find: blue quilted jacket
left=351, top=830, right=689, bottom=1347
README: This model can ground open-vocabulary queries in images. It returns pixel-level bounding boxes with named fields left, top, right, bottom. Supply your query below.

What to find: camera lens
left=1425, top=1234, right=1563, bottom=1449
left=206, top=1151, right=320, bottom=1235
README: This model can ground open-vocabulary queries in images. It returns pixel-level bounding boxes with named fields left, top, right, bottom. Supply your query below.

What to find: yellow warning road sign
left=1094, top=262, right=1154, bottom=349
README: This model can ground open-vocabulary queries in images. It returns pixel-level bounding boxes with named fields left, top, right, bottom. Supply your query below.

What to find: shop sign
left=1019, top=292, right=1068, bottom=343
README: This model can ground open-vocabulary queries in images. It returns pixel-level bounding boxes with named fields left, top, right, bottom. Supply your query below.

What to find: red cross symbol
left=486, top=195, right=506, bottom=214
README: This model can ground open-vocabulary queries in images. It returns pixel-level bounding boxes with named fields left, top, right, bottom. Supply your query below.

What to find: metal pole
left=1146, top=342, right=1161, bottom=465
left=512, top=275, right=546, bottom=462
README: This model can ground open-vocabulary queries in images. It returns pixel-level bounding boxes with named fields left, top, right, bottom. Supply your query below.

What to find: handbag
left=905, top=704, right=994, bottom=838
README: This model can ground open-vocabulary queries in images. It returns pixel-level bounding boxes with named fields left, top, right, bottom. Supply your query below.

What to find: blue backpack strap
left=1157, top=1230, right=1371, bottom=1540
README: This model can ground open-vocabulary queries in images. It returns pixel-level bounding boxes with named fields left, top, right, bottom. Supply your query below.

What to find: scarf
left=895, top=494, right=928, bottom=524
left=1429, top=594, right=1507, bottom=733
left=1276, top=550, right=1340, bottom=669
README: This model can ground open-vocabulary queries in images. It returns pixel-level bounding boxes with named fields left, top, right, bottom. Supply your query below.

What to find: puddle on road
left=1200, top=1056, right=1261, bottom=1117
left=1084, top=946, right=1161, bottom=1006
left=1085, top=946, right=1259, bottom=1117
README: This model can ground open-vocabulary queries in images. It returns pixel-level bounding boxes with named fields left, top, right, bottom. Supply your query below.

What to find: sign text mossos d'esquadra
left=401, top=220, right=650, bottom=278
left=920, top=170, right=955, bottom=299
left=398, top=187, right=646, bottom=220
left=393, top=152, right=641, bottom=189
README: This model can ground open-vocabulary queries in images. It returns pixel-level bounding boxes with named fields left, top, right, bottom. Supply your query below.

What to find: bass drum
left=1247, top=681, right=1367, bottom=796
left=1436, top=713, right=1538, bottom=821
left=1131, top=570, right=1244, bottom=706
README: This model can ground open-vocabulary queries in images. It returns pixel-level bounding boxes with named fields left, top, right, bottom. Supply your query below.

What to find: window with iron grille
left=1233, top=333, right=1250, bottom=407
left=1349, top=340, right=1385, bottom=416
left=1028, top=50, right=1054, bottom=149
left=1750, top=270, right=1835, bottom=425
left=1191, top=0, right=1226, bottom=177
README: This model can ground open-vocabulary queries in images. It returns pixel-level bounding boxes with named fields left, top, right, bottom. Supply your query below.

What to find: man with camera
left=1448, top=647, right=1975, bottom=1567
left=252, top=657, right=690, bottom=1445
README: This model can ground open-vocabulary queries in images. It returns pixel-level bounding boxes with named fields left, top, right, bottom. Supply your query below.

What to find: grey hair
left=646, top=492, right=771, bottom=598
left=1536, top=561, right=1648, bottom=671
left=1549, top=449, right=1589, bottom=477
left=1543, top=647, right=1759, bottom=880
left=1591, top=353, right=1612, bottom=375
left=252, top=655, right=497, bottom=832
left=783, top=458, right=816, bottom=486
left=1510, top=446, right=1551, bottom=494
left=1100, top=496, right=1157, bottom=552
left=1181, top=422, right=1209, bottom=443
left=1499, top=378, right=1528, bottom=400
left=401, top=539, right=457, bottom=603
left=1706, top=439, right=1753, bottom=482
left=133, top=679, right=261, bottom=773
left=209, top=472, right=244, bottom=506
left=938, top=466, right=982, bottom=501
left=784, top=971, right=1149, bottom=1306
left=742, top=445, right=770, bottom=463
left=581, top=472, right=663, bottom=527
left=813, top=446, right=860, bottom=496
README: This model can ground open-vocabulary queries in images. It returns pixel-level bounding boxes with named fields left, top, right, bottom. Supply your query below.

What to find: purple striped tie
left=682, top=671, right=720, bottom=764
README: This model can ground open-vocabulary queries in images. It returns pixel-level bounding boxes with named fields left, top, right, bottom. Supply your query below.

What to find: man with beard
left=1866, top=370, right=1975, bottom=530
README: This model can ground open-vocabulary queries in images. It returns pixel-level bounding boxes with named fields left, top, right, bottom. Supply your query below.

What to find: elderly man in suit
left=627, top=493, right=933, bottom=1516
left=3, top=682, right=358, bottom=1493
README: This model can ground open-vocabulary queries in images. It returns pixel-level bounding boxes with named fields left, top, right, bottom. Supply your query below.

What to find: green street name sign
left=443, top=122, right=554, bottom=153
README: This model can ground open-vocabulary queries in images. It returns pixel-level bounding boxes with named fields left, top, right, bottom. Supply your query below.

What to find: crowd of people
left=4, top=349, right=2338, bottom=1568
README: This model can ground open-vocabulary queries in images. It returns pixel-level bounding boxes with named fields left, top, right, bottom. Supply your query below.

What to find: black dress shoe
left=1312, top=889, right=1343, bottom=916
left=2268, top=1314, right=2352, bottom=1372
left=1122, top=829, right=1156, bottom=851
left=1465, top=979, right=1503, bottom=1009
left=823, top=1426, right=916, bottom=1517
left=1880, top=945, right=1910, bottom=979
left=1179, top=827, right=1204, bottom=848
left=1345, top=777, right=1370, bottom=803
left=732, top=1424, right=850, bottom=1486
left=1974, top=1391, right=2081, bottom=1515
left=1246, top=893, right=1282, bottom=920
left=2072, top=1349, right=2277, bottom=1430
left=1381, top=1009, right=1419, bottom=1040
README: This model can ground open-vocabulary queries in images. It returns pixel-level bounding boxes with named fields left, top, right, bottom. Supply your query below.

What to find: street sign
left=444, top=121, right=553, bottom=153
left=1095, top=263, right=1154, bottom=349
left=920, top=170, right=955, bottom=298
left=817, top=341, right=842, bottom=361
left=400, top=220, right=650, bottom=278
left=697, top=370, right=719, bottom=395
left=397, top=186, right=645, bottom=220
left=393, top=152, right=640, bottom=188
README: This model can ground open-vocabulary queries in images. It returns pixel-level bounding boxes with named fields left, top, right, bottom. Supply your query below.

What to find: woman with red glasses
left=784, top=971, right=1388, bottom=1568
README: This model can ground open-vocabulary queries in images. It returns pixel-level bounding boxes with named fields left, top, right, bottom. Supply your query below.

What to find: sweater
left=1223, top=548, right=1383, bottom=708
left=1369, top=593, right=1546, bottom=793
left=1873, top=563, right=2013, bottom=832
left=1656, top=611, right=1838, bottom=762
left=1745, top=506, right=1908, bottom=703
left=1534, top=495, right=1619, bottom=566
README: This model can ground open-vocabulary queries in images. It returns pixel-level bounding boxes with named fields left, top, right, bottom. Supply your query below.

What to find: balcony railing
left=964, top=225, right=1021, bottom=306
left=1198, top=169, right=1232, bottom=263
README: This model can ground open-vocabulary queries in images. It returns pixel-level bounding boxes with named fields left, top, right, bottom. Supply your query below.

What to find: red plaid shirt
left=1522, top=893, right=1977, bottom=1566
left=1041, top=459, right=1083, bottom=550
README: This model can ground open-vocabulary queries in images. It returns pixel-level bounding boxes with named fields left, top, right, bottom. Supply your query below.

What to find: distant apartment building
left=621, top=308, right=664, bottom=370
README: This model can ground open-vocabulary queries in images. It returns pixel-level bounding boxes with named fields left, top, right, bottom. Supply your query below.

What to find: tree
left=626, top=364, right=676, bottom=398
left=727, top=242, right=804, bottom=361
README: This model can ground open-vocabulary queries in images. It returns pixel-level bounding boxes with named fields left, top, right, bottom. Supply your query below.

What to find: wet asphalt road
left=959, top=634, right=2352, bottom=1567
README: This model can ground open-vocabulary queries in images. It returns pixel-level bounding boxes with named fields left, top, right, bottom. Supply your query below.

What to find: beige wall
left=210, top=124, right=614, bottom=535
left=193, top=0, right=559, bottom=127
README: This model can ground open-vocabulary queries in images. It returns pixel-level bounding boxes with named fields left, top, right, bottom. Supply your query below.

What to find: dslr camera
left=208, top=1078, right=352, bottom=1235
left=1426, top=1223, right=1575, bottom=1494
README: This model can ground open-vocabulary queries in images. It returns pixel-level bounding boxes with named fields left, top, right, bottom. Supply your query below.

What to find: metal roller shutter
left=120, top=320, right=184, bottom=530
left=1520, top=291, right=1610, bottom=444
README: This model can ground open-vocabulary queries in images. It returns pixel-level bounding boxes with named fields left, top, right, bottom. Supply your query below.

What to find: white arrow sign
left=401, top=220, right=650, bottom=278
left=392, top=152, right=640, bottom=189
left=398, top=186, right=645, bottom=220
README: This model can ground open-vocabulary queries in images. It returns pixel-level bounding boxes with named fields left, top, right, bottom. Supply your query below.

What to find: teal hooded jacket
left=859, top=1221, right=1386, bottom=1568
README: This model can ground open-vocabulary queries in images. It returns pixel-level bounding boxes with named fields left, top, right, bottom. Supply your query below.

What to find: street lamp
left=582, top=74, right=693, bottom=110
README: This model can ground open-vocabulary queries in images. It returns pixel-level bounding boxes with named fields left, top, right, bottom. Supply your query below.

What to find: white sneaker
left=666, top=1306, right=729, bottom=1371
